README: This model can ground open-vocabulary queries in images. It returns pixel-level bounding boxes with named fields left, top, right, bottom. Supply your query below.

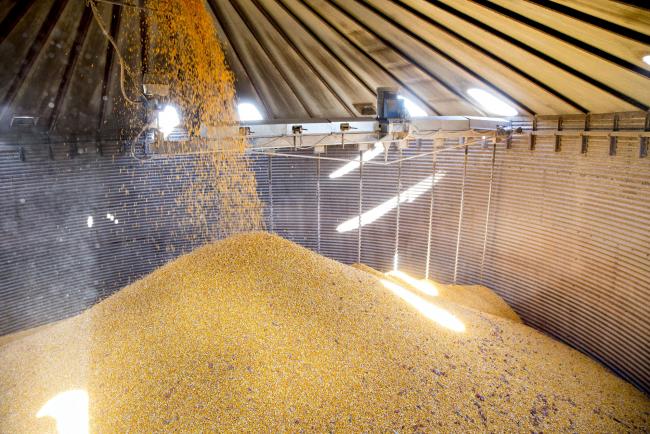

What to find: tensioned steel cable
left=316, top=157, right=321, bottom=254
left=394, top=148, right=402, bottom=271
left=357, top=150, right=363, bottom=263
left=425, top=141, right=439, bottom=280
left=479, top=139, right=497, bottom=283
left=453, top=141, right=468, bottom=284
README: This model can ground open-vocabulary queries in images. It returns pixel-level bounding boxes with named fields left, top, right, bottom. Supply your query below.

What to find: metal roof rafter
left=428, top=0, right=649, bottom=111
left=298, top=0, right=443, bottom=116
left=387, top=0, right=588, bottom=113
left=249, top=0, right=356, bottom=116
left=347, top=0, right=536, bottom=115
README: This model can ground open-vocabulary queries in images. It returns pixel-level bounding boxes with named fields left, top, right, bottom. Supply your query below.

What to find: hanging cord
left=87, top=0, right=141, bottom=105
left=130, top=122, right=154, bottom=160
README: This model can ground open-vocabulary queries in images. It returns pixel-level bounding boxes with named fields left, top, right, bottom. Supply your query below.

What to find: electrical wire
left=87, top=0, right=141, bottom=105
left=130, top=123, right=153, bottom=161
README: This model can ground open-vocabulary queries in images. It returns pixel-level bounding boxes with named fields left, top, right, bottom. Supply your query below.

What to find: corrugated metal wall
left=262, top=114, right=650, bottom=393
left=1, top=113, right=649, bottom=391
left=0, top=142, right=270, bottom=335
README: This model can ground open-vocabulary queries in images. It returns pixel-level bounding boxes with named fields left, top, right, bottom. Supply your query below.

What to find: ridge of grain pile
left=1, top=232, right=648, bottom=432
left=352, top=263, right=522, bottom=322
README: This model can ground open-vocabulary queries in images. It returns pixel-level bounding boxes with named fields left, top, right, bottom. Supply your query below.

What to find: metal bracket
left=581, top=114, right=590, bottom=154
left=555, top=117, right=562, bottom=152
left=609, top=114, right=619, bottom=156
left=641, top=113, right=649, bottom=158
left=529, top=118, right=536, bottom=150
left=505, top=125, right=513, bottom=149
left=292, top=125, right=303, bottom=150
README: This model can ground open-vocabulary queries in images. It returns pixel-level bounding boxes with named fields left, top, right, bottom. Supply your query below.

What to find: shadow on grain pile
left=1, top=232, right=648, bottom=432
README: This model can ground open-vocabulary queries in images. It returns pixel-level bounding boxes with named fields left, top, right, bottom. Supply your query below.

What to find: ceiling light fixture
left=157, top=105, right=180, bottom=138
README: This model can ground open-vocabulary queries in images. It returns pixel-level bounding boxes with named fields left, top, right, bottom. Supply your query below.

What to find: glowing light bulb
left=158, top=105, right=180, bottom=138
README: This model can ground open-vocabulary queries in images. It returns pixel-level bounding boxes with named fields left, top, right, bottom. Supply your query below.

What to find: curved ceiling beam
left=345, top=0, right=535, bottom=116
left=428, top=0, right=649, bottom=111
left=299, top=0, right=444, bottom=116
left=471, top=0, right=650, bottom=79
left=0, top=0, right=71, bottom=121
left=274, top=0, right=377, bottom=98
left=206, top=0, right=277, bottom=118
left=527, top=0, right=650, bottom=44
left=0, top=0, right=38, bottom=45
left=386, top=0, right=588, bottom=113
left=249, top=0, right=355, bottom=116
left=49, top=5, right=94, bottom=133
left=98, top=4, right=122, bottom=132
left=227, top=0, right=316, bottom=117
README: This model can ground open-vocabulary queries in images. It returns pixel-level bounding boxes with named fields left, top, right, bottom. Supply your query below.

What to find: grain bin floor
left=0, top=232, right=647, bottom=432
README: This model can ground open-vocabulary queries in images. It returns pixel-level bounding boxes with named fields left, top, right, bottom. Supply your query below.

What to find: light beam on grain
left=386, top=270, right=439, bottom=296
left=380, top=279, right=465, bottom=332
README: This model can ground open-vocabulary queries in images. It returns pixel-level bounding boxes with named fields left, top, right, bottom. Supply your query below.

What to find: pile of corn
left=352, top=263, right=521, bottom=322
left=352, top=263, right=522, bottom=322
left=1, top=232, right=647, bottom=432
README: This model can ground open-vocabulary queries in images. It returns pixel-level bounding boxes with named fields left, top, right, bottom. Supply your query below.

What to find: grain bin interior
left=1, top=0, right=649, bottom=432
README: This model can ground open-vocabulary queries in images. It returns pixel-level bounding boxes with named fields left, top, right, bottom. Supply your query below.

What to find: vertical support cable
left=425, top=141, right=439, bottom=279
left=316, top=157, right=321, bottom=254
left=394, top=149, right=403, bottom=271
left=268, top=156, right=274, bottom=233
left=357, top=150, right=363, bottom=263
left=453, top=142, right=468, bottom=284
left=479, top=139, right=497, bottom=283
